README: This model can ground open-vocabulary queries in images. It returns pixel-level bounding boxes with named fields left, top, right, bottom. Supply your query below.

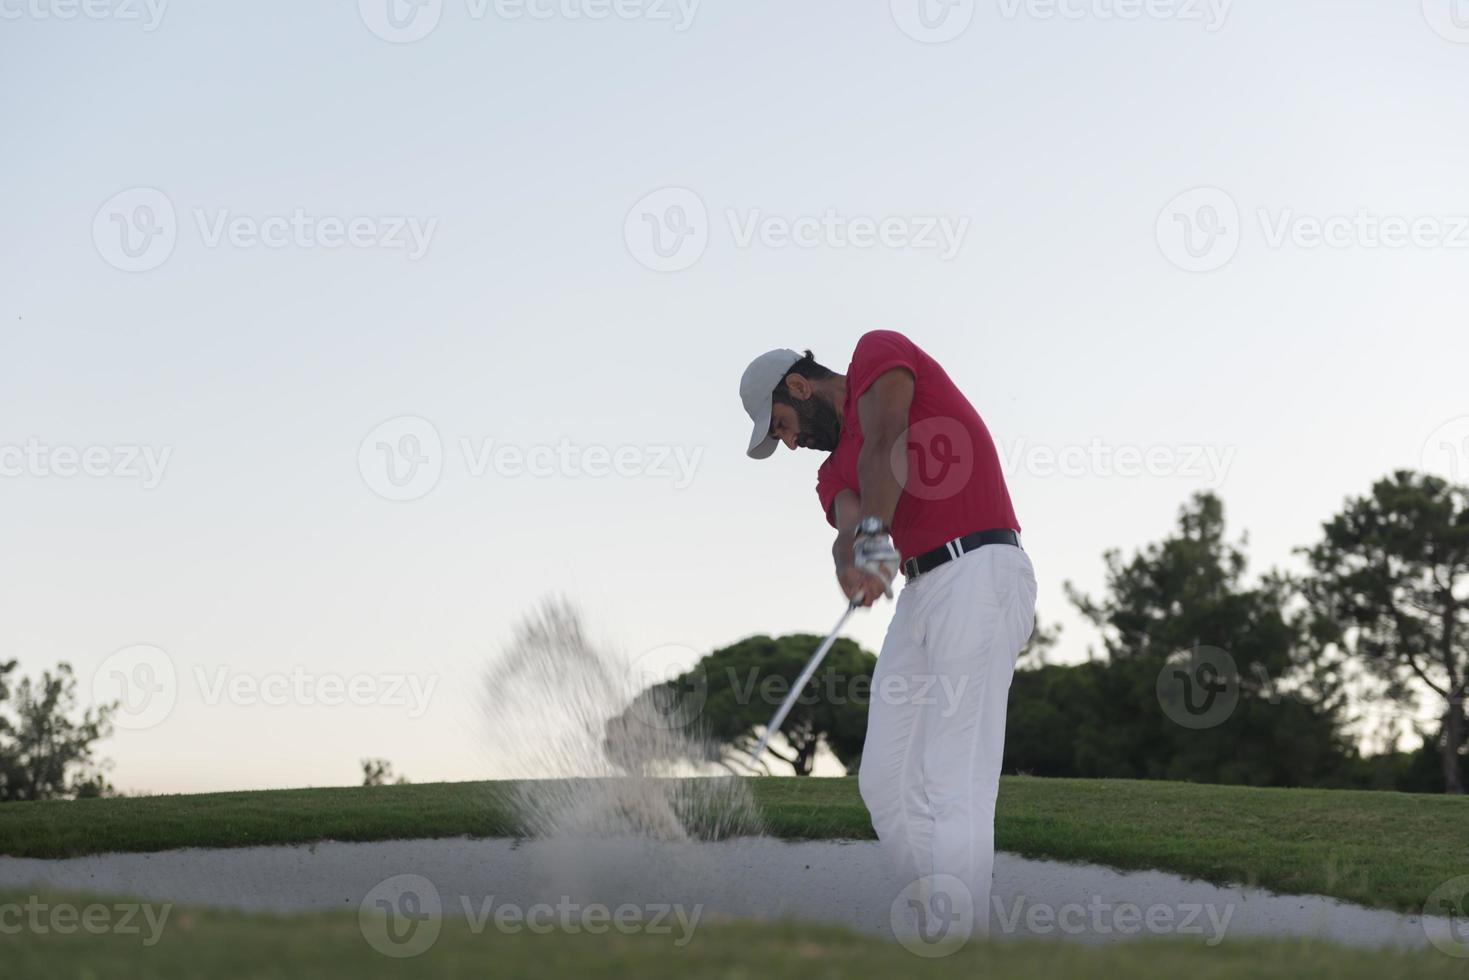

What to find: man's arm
left=855, top=367, right=916, bottom=526
left=831, top=488, right=889, bottom=606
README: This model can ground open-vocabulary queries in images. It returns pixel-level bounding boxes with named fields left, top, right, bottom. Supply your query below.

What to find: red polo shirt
left=815, top=330, right=1019, bottom=562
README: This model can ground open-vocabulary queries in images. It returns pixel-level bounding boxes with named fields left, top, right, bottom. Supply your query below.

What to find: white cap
left=739, top=348, right=802, bottom=459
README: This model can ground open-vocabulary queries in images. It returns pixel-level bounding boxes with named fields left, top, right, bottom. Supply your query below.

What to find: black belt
left=902, top=529, right=1020, bottom=580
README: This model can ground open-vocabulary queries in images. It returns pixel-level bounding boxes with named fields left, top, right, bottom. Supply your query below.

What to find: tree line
left=616, top=470, right=1468, bottom=794
left=5, top=469, right=1465, bottom=800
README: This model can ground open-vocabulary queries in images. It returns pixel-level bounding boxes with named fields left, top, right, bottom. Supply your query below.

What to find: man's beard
left=793, top=393, right=842, bottom=452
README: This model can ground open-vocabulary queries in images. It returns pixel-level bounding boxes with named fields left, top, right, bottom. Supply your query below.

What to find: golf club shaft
left=748, top=596, right=863, bottom=770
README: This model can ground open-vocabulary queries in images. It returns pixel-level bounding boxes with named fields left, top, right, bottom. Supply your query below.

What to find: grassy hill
left=2, top=776, right=1465, bottom=913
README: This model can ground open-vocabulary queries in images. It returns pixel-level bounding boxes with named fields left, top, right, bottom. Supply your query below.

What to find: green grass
left=3, top=777, right=1466, bottom=913
left=2, top=889, right=1461, bottom=980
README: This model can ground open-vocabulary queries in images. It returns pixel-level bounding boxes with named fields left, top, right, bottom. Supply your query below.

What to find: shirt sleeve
left=847, top=330, right=921, bottom=401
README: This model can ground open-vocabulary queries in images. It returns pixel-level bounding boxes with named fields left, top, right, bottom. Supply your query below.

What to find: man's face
left=770, top=389, right=841, bottom=453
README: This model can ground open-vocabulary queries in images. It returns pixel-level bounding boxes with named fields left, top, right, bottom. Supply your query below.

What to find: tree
left=1301, top=471, right=1469, bottom=794
left=360, top=758, right=410, bottom=786
left=610, top=634, right=877, bottom=776
left=0, top=662, right=116, bottom=801
left=1039, top=492, right=1352, bottom=787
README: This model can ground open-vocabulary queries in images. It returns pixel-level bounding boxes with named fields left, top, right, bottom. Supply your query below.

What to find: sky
left=2, top=0, right=1468, bottom=794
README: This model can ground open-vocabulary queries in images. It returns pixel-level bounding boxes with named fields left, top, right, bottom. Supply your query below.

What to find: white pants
left=858, top=543, right=1037, bottom=938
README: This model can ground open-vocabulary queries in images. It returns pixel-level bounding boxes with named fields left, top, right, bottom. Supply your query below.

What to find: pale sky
left=3, top=0, right=1467, bottom=794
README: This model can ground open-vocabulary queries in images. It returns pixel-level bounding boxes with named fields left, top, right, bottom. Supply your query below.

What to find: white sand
left=0, top=837, right=1445, bottom=948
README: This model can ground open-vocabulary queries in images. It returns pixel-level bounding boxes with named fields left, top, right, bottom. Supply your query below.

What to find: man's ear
left=783, top=373, right=814, bottom=401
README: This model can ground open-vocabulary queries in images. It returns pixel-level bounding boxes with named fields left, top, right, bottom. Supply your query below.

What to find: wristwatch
left=855, top=516, right=889, bottom=537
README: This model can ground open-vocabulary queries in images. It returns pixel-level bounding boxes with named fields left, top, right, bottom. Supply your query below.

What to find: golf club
left=748, top=594, right=864, bottom=771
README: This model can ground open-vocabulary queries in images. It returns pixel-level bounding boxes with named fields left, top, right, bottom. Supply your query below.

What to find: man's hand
left=853, top=532, right=900, bottom=599
left=830, top=488, right=897, bottom=607
left=838, top=559, right=891, bottom=607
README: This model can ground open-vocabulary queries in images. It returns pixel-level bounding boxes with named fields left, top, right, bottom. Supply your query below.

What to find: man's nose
left=782, top=433, right=798, bottom=450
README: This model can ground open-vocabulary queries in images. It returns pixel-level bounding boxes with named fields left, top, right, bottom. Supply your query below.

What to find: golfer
left=740, top=330, right=1037, bottom=937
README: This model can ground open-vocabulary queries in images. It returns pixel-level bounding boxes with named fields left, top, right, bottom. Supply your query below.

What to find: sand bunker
left=0, top=837, right=1448, bottom=950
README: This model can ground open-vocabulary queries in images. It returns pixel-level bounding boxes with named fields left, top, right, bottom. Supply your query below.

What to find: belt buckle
left=902, top=557, right=918, bottom=579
